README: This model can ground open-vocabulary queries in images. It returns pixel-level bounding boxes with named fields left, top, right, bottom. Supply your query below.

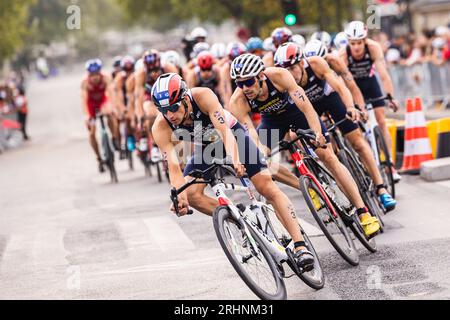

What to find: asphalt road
left=1, top=70, right=450, bottom=300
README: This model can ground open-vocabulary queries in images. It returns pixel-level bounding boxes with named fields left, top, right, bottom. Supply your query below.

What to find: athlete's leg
left=374, top=106, right=393, bottom=159
left=86, top=119, right=100, bottom=160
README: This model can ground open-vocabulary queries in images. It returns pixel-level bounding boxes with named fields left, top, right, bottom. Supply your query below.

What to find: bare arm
left=185, top=68, right=197, bottom=88
left=370, top=41, right=395, bottom=97
left=328, top=55, right=365, bottom=107
left=152, top=115, right=186, bottom=192
left=125, top=75, right=136, bottom=121
left=269, top=68, right=323, bottom=141
left=81, top=80, right=90, bottom=118
left=226, top=91, right=262, bottom=152
left=219, top=64, right=232, bottom=109
left=134, top=70, right=145, bottom=120
left=114, top=74, right=126, bottom=117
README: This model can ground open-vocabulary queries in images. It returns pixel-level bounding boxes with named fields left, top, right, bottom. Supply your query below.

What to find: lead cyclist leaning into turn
left=339, top=21, right=401, bottom=182
left=151, top=73, right=316, bottom=271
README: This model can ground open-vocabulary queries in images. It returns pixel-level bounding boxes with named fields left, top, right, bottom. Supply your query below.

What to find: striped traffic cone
left=400, top=97, right=434, bottom=174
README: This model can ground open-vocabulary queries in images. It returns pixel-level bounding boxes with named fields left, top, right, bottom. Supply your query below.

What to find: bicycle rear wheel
left=374, top=126, right=395, bottom=198
left=213, top=206, right=287, bottom=300
left=259, top=202, right=324, bottom=289
left=299, top=175, right=359, bottom=266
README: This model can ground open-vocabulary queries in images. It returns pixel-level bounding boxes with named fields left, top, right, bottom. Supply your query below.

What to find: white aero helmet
left=345, top=21, right=368, bottom=40
left=192, top=42, right=210, bottom=57
left=310, top=31, right=332, bottom=48
left=333, top=32, right=349, bottom=50
left=230, top=53, right=265, bottom=80
left=263, top=37, right=276, bottom=52
left=163, top=50, right=181, bottom=67
left=191, top=27, right=208, bottom=39
left=211, top=42, right=227, bottom=59
left=304, top=39, right=328, bottom=58
left=291, top=34, right=306, bottom=48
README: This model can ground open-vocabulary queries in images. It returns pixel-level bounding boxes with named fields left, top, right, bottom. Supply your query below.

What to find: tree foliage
left=0, top=0, right=34, bottom=62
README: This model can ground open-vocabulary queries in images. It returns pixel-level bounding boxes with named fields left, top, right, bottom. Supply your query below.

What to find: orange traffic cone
left=400, top=97, right=433, bottom=174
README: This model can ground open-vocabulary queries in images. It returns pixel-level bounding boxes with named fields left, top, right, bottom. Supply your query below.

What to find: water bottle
left=251, top=204, right=275, bottom=238
left=127, top=135, right=136, bottom=152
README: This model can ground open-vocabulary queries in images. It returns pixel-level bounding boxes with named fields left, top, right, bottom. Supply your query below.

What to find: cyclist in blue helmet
left=246, top=37, right=265, bottom=58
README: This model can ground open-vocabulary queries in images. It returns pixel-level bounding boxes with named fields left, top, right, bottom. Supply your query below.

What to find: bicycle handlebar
left=169, top=157, right=240, bottom=217
left=269, top=127, right=326, bottom=157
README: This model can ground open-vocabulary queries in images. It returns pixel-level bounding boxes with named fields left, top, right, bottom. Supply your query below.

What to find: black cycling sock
left=357, top=207, right=368, bottom=216
left=294, top=241, right=306, bottom=249
left=376, top=184, right=386, bottom=195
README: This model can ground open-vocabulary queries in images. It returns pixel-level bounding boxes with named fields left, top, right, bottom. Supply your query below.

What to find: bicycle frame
left=279, top=137, right=341, bottom=220
left=172, top=165, right=291, bottom=266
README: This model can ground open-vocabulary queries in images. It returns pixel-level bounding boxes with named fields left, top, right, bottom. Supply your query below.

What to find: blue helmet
left=85, top=59, right=102, bottom=73
left=246, top=37, right=264, bottom=52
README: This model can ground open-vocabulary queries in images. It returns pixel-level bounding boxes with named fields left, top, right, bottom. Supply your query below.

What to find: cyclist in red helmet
left=81, top=59, right=119, bottom=172
left=186, top=51, right=223, bottom=103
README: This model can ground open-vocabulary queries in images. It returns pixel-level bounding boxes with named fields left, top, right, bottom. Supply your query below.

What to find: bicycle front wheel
left=213, top=206, right=287, bottom=300
left=299, top=176, right=359, bottom=266
left=297, top=227, right=325, bottom=290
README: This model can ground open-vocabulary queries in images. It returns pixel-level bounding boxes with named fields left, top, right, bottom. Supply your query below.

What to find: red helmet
left=197, top=51, right=214, bottom=70
left=271, top=27, right=293, bottom=48
left=143, top=49, right=161, bottom=70
left=274, top=42, right=303, bottom=68
left=151, top=73, right=188, bottom=108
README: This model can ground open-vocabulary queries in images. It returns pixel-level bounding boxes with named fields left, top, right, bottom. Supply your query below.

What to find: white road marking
left=143, top=216, right=196, bottom=252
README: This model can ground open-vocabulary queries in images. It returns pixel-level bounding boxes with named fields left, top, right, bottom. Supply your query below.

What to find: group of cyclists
left=81, top=21, right=402, bottom=272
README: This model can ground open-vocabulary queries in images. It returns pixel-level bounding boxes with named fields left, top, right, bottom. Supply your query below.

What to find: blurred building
left=411, top=0, right=450, bottom=30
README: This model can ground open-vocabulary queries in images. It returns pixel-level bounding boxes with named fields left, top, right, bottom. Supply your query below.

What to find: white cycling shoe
left=392, top=170, right=402, bottom=183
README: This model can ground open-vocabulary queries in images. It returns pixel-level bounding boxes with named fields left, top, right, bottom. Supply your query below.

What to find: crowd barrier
left=388, top=62, right=450, bottom=111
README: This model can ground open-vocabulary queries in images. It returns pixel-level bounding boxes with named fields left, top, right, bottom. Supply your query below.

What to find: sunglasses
left=235, top=77, right=256, bottom=88
left=158, top=101, right=182, bottom=114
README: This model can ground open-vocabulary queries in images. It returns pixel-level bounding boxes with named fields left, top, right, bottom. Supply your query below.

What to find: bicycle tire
left=338, top=149, right=385, bottom=234
left=102, top=132, right=118, bottom=183
left=297, top=227, right=325, bottom=290
left=374, top=126, right=395, bottom=198
left=299, top=175, right=359, bottom=266
left=213, top=206, right=287, bottom=300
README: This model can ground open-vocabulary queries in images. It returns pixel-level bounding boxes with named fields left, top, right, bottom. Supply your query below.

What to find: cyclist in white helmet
left=190, top=27, right=208, bottom=43
left=310, top=31, right=332, bottom=48
left=304, top=39, right=366, bottom=109
left=339, top=20, right=401, bottom=182
left=211, top=42, right=228, bottom=67
left=292, top=34, right=306, bottom=49
left=333, top=32, right=349, bottom=51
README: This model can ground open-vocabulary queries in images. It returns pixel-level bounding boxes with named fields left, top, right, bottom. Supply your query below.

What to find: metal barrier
left=387, top=62, right=450, bottom=110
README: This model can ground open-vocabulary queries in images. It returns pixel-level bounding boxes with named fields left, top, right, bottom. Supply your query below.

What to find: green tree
left=0, top=0, right=34, bottom=63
